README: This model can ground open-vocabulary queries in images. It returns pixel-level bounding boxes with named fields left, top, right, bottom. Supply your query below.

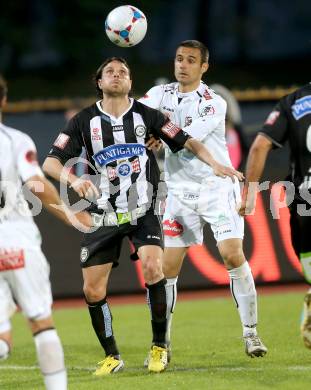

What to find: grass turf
left=1, top=291, right=311, bottom=389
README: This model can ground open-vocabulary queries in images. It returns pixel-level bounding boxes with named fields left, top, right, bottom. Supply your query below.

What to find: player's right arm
left=43, top=115, right=99, bottom=199
left=239, top=100, right=288, bottom=216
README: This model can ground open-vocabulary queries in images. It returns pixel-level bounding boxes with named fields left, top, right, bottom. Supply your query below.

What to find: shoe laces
left=245, top=334, right=262, bottom=346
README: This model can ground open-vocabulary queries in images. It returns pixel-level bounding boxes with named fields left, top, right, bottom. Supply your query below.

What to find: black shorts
left=80, top=209, right=164, bottom=268
left=289, top=200, right=311, bottom=257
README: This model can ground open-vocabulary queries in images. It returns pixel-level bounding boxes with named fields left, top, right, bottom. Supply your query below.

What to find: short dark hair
left=177, top=40, right=209, bottom=64
left=0, top=75, right=8, bottom=101
left=94, top=57, right=131, bottom=97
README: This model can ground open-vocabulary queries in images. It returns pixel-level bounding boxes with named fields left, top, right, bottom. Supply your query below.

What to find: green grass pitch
left=1, top=291, right=311, bottom=389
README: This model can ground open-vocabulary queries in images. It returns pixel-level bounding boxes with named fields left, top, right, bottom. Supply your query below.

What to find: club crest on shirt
left=201, top=105, right=215, bottom=117
left=184, top=116, right=192, bottom=127
left=135, top=125, right=146, bottom=137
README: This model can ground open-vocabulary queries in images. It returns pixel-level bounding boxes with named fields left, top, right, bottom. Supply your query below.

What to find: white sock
left=165, top=277, right=178, bottom=346
left=34, top=329, right=67, bottom=390
left=228, top=262, right=258, bottom=337
left=0, top=339, right=10, bottom=360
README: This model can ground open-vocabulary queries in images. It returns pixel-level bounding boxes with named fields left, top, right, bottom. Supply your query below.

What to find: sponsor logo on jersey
left=162, top=105, right=174, bottom=112
left=92, top=127, right=102, bottom=141
left=0, top=249, right=25, bottom=271
left=201, top=105, right=215, bottom=117
left=80, top=247, right=89, bottom=262
left=161, top=121, right=181, bottom=138
left=117, top=162, right=132, bottom=177
left=53, top=133, right=70, bottom=150
left=184, top=116, right=192, bottom=127
left=112, top=125, right=124, bottom=132
left=25, top=150, right=38, bottom=165
left=163, top=219, right=184, bottom=237
left=147, top=235, right=161, bottom=240
left=107, top=158, right=141, bottom=181
left=183, top=191, right=199, bottom=200
left=203, top=89, right=212, bottom=100
left=134, top=124, right=146, bottom=137
left=93, top=143, right=145, bottom=166
left=292, top=95, right=311, bottom=120
left=264, top=111, right=280, bottom=125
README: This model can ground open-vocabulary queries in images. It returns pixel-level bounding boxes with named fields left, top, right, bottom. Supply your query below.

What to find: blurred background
left=1, top=0, right=310, bottom=297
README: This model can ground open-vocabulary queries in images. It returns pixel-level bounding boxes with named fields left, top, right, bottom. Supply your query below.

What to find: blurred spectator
left=211, top=84, right=248, bottom=169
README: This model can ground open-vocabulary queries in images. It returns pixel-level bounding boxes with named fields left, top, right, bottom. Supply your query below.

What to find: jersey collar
left=96, top=98, right=134, bottom=122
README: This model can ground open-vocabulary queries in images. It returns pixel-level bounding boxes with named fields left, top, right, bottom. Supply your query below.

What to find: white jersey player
left=140, top=40, right=267, bottom=361
left=0, top=76, right=91, bottom=389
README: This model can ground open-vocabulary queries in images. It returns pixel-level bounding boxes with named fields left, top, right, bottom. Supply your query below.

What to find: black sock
left=146, top=278, right=167, bottom=347
left=86, top=297, right=120, bottom=357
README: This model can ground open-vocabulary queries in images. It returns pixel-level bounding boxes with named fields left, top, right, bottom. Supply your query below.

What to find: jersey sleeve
left=48, top=115, right=83, bottom=164
left=183, top=98, right=226, bottom=141
left=147, top=108, right=190, bottom=153
left=14, top=133, right=44, bottom=182
left=138, top=85, right=164, bottom=109
left=259, top=100, right=288, bottom=148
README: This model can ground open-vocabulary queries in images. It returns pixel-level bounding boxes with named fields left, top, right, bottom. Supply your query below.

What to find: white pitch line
left=1, top=365, right=311, bottom=372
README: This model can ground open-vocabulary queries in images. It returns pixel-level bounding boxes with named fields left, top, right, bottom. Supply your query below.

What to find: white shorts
left=0, top=247, right=52, bottom=323
left=163, top=177, right=244, bottom=247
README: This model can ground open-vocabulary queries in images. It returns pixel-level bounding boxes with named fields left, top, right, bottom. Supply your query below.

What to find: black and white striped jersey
left=48, top=98, right=190, bottom=213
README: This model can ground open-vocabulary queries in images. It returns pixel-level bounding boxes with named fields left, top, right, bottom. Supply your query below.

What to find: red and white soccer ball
left=105, top=5, right=147, bottom=47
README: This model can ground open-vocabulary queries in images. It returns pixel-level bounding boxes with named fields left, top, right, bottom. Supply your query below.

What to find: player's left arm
left=183, top=137, right=244, bottom=181
left=25, top=174, right=92, bottom=229
left=149, top=107, right=243, bottom=181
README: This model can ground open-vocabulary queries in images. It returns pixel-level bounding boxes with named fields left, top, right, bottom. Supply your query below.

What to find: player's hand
left=212, top=162, right=244, bottom=182
left=74, top=211, right=93, bottom=231
left=238, top=189, right=256, bottom=216
left=145, top=136, right=163, bottom=151
left=70, top=178, right=99, bottom=199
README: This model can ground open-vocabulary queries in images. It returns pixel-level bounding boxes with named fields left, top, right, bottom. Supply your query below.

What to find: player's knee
left=221, top=248, right=245, bottom=269
left=83, top=282, right=106, bottom=302
left=34, top=329, right=65, bottom=375
left=142, top=256, right=162, bottom=283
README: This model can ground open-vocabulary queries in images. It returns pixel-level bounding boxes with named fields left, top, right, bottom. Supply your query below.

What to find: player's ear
left=97, top=79, right=102, bottom=91
left=0, top=95, right=7, bottom=108
left=202, top=62, right=209, bottom=74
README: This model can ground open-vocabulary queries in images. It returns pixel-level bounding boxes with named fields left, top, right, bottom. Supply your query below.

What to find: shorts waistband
left=91, top=205, right=147, bottom=227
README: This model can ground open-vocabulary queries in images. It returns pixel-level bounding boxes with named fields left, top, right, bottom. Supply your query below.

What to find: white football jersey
left=0, top=123, right=43, bottom=248
left=140, top=81, right=232, bottom=189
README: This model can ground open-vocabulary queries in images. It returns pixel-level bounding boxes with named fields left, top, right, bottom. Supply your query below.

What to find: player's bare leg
left=28, top=316, right=67, bottom=390
left=218, top=238, right=267, bottom=357
left=83, top=263, right=124, bottom=376
left=139, top=245, right=169, bottom=373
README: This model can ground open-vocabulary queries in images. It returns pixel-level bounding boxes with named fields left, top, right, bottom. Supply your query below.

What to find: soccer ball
left=105, top=5, right=147, bottom=47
